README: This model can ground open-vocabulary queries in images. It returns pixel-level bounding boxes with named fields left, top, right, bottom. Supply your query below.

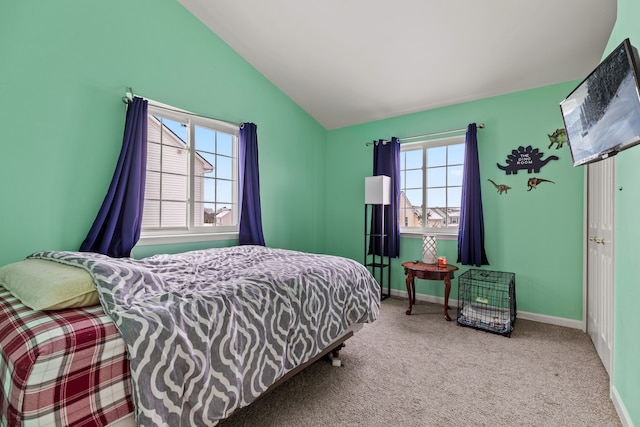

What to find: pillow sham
left=0, top=259, right=99, bottom=310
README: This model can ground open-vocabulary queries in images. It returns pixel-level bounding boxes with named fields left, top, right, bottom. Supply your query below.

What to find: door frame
left=582, top=165, right=588, bottom=333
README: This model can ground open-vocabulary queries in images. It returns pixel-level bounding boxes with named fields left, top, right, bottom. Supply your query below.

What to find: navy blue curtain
left=238, top=122, right=266, bottom=246
left=79, top=96, right=148, bottom=257
left=369, top=137, right=400, bottom=257
left=457, top=123, right=489, bottom=266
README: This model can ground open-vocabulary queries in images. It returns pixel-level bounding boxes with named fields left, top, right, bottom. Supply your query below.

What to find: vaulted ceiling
left=178, top=0, right=617, bottom=129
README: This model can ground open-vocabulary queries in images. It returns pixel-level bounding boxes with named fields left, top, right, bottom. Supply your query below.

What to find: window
left=400, top=135, right=465, bottom=234
left=141, top=104, right=239, bottom=243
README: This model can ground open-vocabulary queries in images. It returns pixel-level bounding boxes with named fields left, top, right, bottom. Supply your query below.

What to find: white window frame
left=137, top=103, right=240, bottom=246
left=400, top=135, right=465, bottom=239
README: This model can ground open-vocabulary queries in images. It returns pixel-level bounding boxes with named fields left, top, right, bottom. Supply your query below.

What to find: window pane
left=145, top=171, right=161, bottom=199
left=194, top=176, right=215, bottom=204
left=161, top=117, right=187, bottom=141
left=404, top=150, right=422, bottom=169
left=194, top=202, right=215, bottom=227
left=160, top=201, right=187, bottom=228
left=427, top=188, right=446, bottom=208
left=447, top=165, right=464, bottom=186
left=427, top=146, right=446, bottom=167
left=217, top=180, right=232, bottom=204
left=142, top=200, right=160, bottom=228
left=216, top=155, right=233, bottom=180
left=405, top=189, right=422, bottom=208
left=147, top=116, right=162, bottom=144
left=446, top=209, right=460, bottom=227
left=427, top=167, right=446, bottom=187
left=195, top=125, right=215, bottom=152
left=195, top=151, right=215, bottom=177
left=448, top=187, right=462, bottom=208
left=215, top=205, right=235, bottom=226
left=194, top=203, right=235, bottom=227
left=161, top=173, right=188, bottom=201
left=147, top=142, right=161, bottom=172
left=404, top=169, right=422, bottom=189
left=162, top=145, right=188, bottom=174
left=425, top=208, right=443, bottom=228
left=449, top=143, right=465, bottom=164
left=401, top=207, right=422, bottom=227
left=217, top=133, right=233, bottom=157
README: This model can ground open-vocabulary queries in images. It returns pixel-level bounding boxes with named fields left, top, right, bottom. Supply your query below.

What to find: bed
left=0, top=245, right=380, bottom=426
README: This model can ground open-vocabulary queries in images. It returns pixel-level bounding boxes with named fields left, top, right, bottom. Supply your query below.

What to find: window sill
left=137, top=231, right=239, bottom=246
left=401, top=231, right=458, bottom=241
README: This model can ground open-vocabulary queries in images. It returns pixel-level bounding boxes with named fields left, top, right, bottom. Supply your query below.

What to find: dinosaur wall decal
left=488, top=179, right=511, bottom=194
left=547, top=128, right=567, bottom=150
left=497, top=145, right=559, bottom=175
left=527, top=177, right=554, bottom=191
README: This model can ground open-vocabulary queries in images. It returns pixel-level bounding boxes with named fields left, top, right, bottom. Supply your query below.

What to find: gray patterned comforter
left=29, top=245, right=380, bottom=426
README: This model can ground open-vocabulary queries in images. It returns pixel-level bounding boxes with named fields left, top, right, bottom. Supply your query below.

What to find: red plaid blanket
left=0, top=288, right=134, bottom=426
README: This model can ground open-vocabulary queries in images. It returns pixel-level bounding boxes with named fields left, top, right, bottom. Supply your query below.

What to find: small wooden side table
left=401, top=261, right=459, bottom=321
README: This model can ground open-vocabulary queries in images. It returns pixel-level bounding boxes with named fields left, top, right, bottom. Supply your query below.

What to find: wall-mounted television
left=560, top=38, right=640, bottom=166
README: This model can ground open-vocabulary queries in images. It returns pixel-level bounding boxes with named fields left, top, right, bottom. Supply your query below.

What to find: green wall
left=1, top=0, right=634, bottom=423
left=326, top=82, right=585, bottom=320
left=604, top=0, right=640, bottom=424
left=0, top=0, right=326, bottom=267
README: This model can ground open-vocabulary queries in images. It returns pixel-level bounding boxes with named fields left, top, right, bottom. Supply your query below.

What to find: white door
left=586, top=157, right=615, bottom=375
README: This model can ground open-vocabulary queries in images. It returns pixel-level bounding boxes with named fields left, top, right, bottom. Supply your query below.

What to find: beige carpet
left=217, top=297, right=620, bottom=427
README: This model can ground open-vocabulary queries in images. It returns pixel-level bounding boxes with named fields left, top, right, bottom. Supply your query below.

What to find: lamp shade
left=365, top=175, right=391, bottom=205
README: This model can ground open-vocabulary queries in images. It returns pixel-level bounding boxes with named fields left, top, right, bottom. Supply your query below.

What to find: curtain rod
left=122, top=86, right=242, bottom=128
left=365, top=123, right=485, bottom=146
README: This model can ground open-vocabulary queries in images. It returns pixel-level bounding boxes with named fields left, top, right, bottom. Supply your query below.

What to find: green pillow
left=0, top=259, right=99, bottom=310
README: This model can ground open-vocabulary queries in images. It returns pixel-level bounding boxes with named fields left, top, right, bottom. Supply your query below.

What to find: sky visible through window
left=160, top=117, right=234, bottom=209
left=401, top=143, right=464, bottom=210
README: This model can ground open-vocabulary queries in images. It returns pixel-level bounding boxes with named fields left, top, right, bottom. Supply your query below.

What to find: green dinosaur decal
left=548, top=128, right=567, bottom=150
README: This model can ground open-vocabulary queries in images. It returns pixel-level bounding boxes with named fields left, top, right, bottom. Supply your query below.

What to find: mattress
left=0, top=288, right=133, bottom=427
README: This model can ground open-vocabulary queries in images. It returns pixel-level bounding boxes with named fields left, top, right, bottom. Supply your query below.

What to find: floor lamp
left=364, top=175, right=391, bottom=300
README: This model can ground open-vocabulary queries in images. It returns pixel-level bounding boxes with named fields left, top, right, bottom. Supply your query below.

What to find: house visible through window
left=400, top=135, right=465, bottom=234
left=141, top=104, right=239, bottom=239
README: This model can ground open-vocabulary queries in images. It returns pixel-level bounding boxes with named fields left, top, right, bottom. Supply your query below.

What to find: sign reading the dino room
left=497, top=145, right=558, bottom=174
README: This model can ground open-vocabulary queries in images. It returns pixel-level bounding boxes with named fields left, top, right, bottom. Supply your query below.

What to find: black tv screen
left=560, top=38, right=640, bottom=166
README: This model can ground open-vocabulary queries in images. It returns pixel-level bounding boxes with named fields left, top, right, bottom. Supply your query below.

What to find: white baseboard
left=389, top=289, right=583, bottom=330
left=516, top=311, right=583, bottom=330
left=389, top=288, right=459, bottom=307
left=611, top=386, right=634, bottom=427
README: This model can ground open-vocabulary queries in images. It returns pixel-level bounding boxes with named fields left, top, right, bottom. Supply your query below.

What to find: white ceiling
left=178, top=0, right=617, bottom=130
